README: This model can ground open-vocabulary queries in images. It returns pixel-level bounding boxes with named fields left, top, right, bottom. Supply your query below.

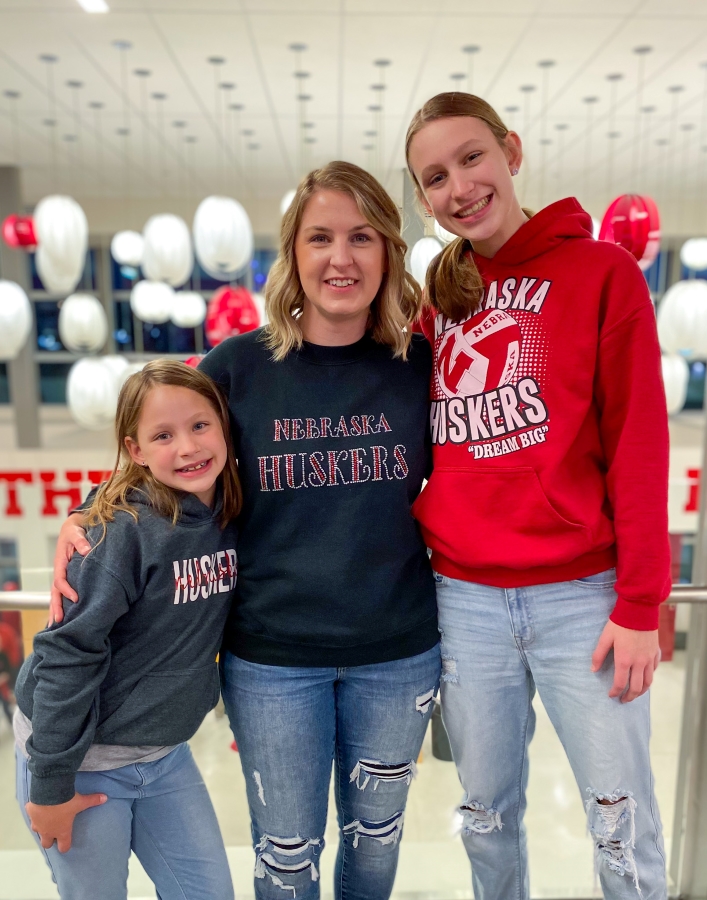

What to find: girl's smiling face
left=124, top=385, right=227, bottom=509
left=407, top=115, right=526, bottom=258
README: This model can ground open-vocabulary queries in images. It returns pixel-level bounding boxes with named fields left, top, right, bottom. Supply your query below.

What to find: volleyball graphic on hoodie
left=436, top=309, right=522, bottom=398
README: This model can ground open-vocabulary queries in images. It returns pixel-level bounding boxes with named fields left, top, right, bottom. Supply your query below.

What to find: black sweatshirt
left=15, top=492, right=237, bottom=805
left=199, top=329, right=438, bottom=667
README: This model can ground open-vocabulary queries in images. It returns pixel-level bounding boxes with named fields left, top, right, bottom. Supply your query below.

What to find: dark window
left=35, top=300, right=63, bottom=351
left=684, top=361, right=706, bottom=410
left=39, top=363, right=73, bottom=404
left=0, top=363, right=8, bottom=403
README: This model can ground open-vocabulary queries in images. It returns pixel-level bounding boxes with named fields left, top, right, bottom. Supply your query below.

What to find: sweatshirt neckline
left=297, top=333, right=376, bottom=366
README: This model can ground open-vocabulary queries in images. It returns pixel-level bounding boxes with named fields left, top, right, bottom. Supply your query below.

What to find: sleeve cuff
left=610, top=595, right=661, bottom=631
left=29, top=772, right=76, bottom=806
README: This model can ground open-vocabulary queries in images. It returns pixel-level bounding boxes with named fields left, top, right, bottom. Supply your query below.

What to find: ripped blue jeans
left=220, top=645, right=440, bottom=900
left=436, top=570, right=667, bottom=900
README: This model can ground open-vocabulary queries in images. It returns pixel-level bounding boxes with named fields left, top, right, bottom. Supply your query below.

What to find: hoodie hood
left=478, top=198, right=594, bottom=267
left=123, top=485, right=221, bottom=526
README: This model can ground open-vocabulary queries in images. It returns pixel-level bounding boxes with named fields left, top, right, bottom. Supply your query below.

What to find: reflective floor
left=0, top=652, right=685, bottom=899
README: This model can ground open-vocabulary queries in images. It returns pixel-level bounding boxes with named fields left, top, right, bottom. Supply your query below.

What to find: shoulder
left=199, top=328, right=270, bottom=386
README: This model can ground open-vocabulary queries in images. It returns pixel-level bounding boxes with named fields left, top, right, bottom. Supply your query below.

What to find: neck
left=471, top=199, right=529, bottom=259
left=193, top=485, right=216, bottom=509
left=300, top=308, right=369, bottom=347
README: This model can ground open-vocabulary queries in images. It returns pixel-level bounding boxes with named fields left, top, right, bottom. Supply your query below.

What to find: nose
left=330, top=236, right=354, bottom=269
left=177, top=433, right=200, bottom=459
left=450, top=168, right=474, bottom=201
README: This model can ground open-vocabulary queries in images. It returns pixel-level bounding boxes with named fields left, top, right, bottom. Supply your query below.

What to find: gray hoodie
left=15, top=490, right=237, bottom=805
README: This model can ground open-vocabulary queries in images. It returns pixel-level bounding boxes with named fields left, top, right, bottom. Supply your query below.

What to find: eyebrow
left=302, top=223, right=373, bottom=234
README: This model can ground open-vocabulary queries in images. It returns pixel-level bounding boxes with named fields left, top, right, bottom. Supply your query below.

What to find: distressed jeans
left=220, top=645, right=441, bottom=900
left=436, top=570, right=667, bottom=900
left=16, top=743, right=233, bottom=900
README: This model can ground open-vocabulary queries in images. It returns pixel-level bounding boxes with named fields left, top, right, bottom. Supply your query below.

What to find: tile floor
left=0, top=652, right=685, bottom=899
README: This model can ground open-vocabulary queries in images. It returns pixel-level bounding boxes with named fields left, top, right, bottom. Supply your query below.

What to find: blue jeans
left=436, top=570, right=667, bottom=900
left=16, top=743, right=233, bottom=900
left=220, top=645, right=441, bottom=900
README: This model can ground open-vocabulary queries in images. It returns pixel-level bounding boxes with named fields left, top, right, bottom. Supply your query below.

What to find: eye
left=351, top=233, right=372, bottom=243
left=154, top=432, right=171, bottom=441
left=309, top=233, right=329, bottom=243
left=427, top=172, right=445, bottom=187
left=465, top=152, right=482, bottom=164
left=193, top=421, right=209, bottom=432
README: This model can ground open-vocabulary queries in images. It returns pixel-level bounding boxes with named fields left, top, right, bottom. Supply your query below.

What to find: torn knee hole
left=254, top=835, right=322, bottom=897
left=585, top=790, right=641, bottom=893
left=441, top=655, right=458, bottom=684
left=459, top=800, right=502, bottom=835
left=343, top=811, right=405, bottom=849
left=415, top=688, right=435, bottom=715
left=349, top=758, right=417, bottom=791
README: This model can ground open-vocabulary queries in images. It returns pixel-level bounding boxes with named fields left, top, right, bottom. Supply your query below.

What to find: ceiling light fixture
left=76, top=0, right=109, bottom=12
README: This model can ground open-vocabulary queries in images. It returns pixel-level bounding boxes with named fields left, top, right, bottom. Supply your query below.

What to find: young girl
left=14, top=360, right=241, bottom=900
left=406, top=93, right=669, bottom=899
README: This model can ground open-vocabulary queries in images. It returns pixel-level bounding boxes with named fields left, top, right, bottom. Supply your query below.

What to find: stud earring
left=511, top=168, right=519, bottom=175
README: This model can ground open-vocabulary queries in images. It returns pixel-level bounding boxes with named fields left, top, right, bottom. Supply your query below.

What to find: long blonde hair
left=264, top=160, right=422, bottom=361
left=85, top=360, right=242, bottom=539
left=405, top=92, right=531, bottom=322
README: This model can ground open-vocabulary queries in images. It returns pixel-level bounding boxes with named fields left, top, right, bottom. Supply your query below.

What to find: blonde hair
left=264, top=160, right=422, bottom=361
left=405, top=92, right=531, bottom=322
left=85, top=360, right=242, bottom=540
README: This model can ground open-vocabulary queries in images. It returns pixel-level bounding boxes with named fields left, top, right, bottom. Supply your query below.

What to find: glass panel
left=0, top=363, right=9, bottom=403
left=38, top=363, right=72, bottom=404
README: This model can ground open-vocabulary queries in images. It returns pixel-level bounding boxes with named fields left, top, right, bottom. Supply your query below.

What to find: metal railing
left=2, top=584, right=707, bottom=611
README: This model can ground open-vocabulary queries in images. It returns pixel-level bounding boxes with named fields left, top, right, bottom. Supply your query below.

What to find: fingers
left=72, top=530, right=91, bottom=556
left=56, top=834, right=73, bottom=854
left=591, top=630, right=613, bottom=673
left=54, top=577, right=78, bottom=604
left=75, top=793, right=107, bottom=812
left=608, top=659, right=630, bottom=699
left=621, top=661, right=646, bottom=703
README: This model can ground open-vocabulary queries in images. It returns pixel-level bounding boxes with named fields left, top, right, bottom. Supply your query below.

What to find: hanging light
left=205, top=286, right=260, bottom=346
left=280, top=189, right=297, bottom=217
left=33, top=195, right=88, bottom=294
left=598, top=194, right=660, bottom=271
left=192, top=196, right=254, bottom=281
left=433, top=220, right=456, bottom=244
left=66, top=356, right=124, bottom=430
left=410, top=237, right=443, bottom=287
left=661, top=354, right=689, bottom=415
left=141, top=214, right=193, bottom=287
left=170, top=291, right=207, bottom=328
left=2, top=214, right=37, bottom=249
left=657, top=280, right=707, bottom=359
left=130, top=280, right=175, bottom=324
left=58, top=293, right=108, bottom=352
left=680, top=238, right=707, bottom=272
left=111, top=230, right=144, bottom=267
left=0, top=280, right=32, bottom=360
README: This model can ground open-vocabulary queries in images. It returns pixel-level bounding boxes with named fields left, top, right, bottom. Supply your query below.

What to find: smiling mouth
left=175, top=459, right=211, bottom=475
left=324, top=278, right=357, bottom=287
left=454, top=195, right=492, bottom=218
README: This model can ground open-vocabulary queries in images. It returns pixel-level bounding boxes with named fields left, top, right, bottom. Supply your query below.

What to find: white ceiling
left=0, top=0, right=706, bottom=235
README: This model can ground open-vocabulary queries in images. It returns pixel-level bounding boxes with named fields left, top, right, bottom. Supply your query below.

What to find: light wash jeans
left=16, top=742, right=233, bottom=900
left=220, top=644, right=441, bottom=900
left=435, top=569, right=667, bottom=900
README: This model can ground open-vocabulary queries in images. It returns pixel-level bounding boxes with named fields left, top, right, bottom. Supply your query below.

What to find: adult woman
left=51, top=161, right=440, bottom=900
left=405, top=93, right=669, bottom=899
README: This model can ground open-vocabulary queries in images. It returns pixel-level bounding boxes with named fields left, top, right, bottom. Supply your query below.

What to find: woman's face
left=407, top=116, right=524, bottom=258
left=294, top=189, right=387, bottom=342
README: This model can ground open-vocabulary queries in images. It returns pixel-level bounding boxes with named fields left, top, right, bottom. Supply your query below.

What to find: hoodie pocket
left=97, top=662, right=220, bottom=745
left=413, top=466, right=591, bottom=570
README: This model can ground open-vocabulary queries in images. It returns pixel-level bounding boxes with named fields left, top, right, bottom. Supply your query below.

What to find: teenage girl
left=405, top=93, right=670, bottom=900
left=15, top=360, right=241, bottom=900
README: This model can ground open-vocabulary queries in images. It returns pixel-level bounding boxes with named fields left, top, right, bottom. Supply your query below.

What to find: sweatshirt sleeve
left=21, top=555, right=131, bottom=805
left=594, top=255, right=671, bottom=630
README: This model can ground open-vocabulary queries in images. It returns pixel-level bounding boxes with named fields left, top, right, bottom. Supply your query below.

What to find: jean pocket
left=571, top=568, right=617, bottom=589
left=432, top=571, right=447, bottom=586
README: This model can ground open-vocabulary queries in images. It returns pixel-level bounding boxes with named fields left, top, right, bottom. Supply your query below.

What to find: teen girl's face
left=125, top=385, right=227, bottom=509
left=295, top=189, right=386, bottom=344
left=407, top=116, right=525, bottom=258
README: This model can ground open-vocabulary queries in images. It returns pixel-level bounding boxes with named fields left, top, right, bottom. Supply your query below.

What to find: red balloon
left=205, top=286, right=260, bottom=347
left=2, top=214, right=37, bottom=249
left=598, top=194, right=660, bottom=271
left=183, top=355, right=204, bottom=369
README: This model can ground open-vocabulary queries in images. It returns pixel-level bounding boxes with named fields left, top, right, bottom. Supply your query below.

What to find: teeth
left=458, top=196, right=490, bottom=217
left=180, top=461, right=208, bottom=473
left=327, top=279, right=355, bottom=287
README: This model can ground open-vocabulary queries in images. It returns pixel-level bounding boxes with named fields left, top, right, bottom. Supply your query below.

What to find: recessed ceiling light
left=77, top=0, right=109, bottom=10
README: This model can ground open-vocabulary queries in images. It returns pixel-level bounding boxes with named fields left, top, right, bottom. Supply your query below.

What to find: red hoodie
left=414, top=198, right=670, bottom=631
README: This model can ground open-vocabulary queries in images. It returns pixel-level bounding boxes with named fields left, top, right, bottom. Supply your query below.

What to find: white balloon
left=67, top=357, right=122, bottom=430
left=171, top=291, right=207, bottom=328
left=657, top=280, right=707, bottom=359
left=58, top=293, right=108, bottom=353
left=120, top=361, right=146, bottom=387
left=130, top=280, right=175, bottom=324
left=34, top=195, right=88, bottom=294
left=193, top=196, right=253, bottom=281
left=680, top=238, right=707, bottom=272
left=0, top=280, right=32, bottom=361
left=142, top=214, right=193, bottom=287
left=252, top=292, right=268, bottom=326
left=592, top=217, right=601, bottom=240
left=111, top=230, right=144, bottom=267
left=410, top=237, right=443, bottom=287
left=433, top=219, right=456, bottom=244
left=661, top=354, right=690, bottom=415
left=280, top=189, right=297, bottom=217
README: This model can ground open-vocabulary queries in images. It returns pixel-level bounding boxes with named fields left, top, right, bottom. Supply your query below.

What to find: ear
left=417, top=190, right=434, bottom=218
left=505, top=131, right=523, bottom=174
left=124, top=436, right=146, bottom=468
